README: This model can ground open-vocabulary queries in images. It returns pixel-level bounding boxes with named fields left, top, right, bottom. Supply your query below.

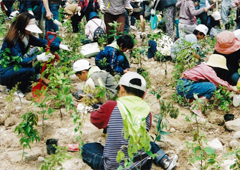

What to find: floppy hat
left=206, top=54, right=228, bottom=70
left=118, top=72, right=146, bottom=92
left=73, top=59, right=91, bottom=72
left=215, top=31, right=240, bottom=54
left=25, top=18, right=43, bottom=34
left=195, top=24, right=208, bottom=36
left=212, top=11, right=221, bottom=21
left=89, top=12, right=99, bottom=20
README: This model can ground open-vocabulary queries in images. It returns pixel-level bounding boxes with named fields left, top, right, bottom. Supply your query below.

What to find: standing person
left=81, top=71, right=178, bottom=170
left=0, top=12, right=68, bottom=97
left=19, top=0, right=44, bottom=38
left=42, top=0, right=63, bottom=33
left=85, top=12, right=106, bottom=42
left=176, top=0, right=213, bottom=37
left=99, top=0, right=133, bottom=44
left=129, top=1, right=146, bottom=39
left=155, top=0, right=177, bottom=41
left=235, top=1, right=240, bottom=30
left=198, top=0, right=212, bottom=25
left=1, top=0, right=15, bottom=17
left=221, top=0, right=232, bottom=29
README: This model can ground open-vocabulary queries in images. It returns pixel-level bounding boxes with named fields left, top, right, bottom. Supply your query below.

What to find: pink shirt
left=182, top=63, right=232, bottom=91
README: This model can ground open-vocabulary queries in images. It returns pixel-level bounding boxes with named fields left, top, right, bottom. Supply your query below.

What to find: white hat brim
left=25, top=24, right=43, bottom=34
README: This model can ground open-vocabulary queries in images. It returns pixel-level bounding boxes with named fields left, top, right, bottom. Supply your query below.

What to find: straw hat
left=25, top=18, right=42, bottom=33
left=206, top=54, right=228, bottom=70
left=215, top=31, right=240, bottom=54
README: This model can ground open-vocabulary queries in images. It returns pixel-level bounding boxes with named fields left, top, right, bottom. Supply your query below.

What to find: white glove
left=126, top=5, right=133, bottom=15
left=28, top=10, right=34, bottom=16
left=59, top=44, right=70, bottom=51
left=77, top=6, right=81, bottom=16
left=9, top=11, right=19, bottom=19
left=100, top=6, right=106, bottom=14
left=37, top=53, right=53, bottom=62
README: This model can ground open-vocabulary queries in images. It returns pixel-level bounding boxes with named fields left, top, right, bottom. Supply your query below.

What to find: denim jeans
left=124, top=10, right=130, bottom=33
left=81, top=142, right=105, bottom=170
left=81, top=142, right=167, bottom=170
left=177, top=78, right=216, bottom=100
left=231, top=72, right=239, bottom=85
left=42, top=3, right=59, bottom=33
left=198, top=12, right=208, bottom=25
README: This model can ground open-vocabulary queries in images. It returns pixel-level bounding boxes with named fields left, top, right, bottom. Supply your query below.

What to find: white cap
left=195, top=24, right=208, bottom=36
left=212, top=11, right=221, bottom=21
left=234, top=29, right=240, bottom=41
left=73, top=59, right=91, bottom=72
left=118, top=72, right=146, bottom=92
left=25, top=18, right=43, bottom=34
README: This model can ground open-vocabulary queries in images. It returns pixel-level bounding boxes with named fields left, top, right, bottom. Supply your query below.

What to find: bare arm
left=43, top=0, right=53, bottom=20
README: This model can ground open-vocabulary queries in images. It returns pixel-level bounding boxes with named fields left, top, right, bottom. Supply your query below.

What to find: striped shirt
left=103, top=105, right=151, bottom=170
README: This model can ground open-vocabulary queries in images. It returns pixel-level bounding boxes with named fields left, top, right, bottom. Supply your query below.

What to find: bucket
left=46, top=138, right=58, bottom=155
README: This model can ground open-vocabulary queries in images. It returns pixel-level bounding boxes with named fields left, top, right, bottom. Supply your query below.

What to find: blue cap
left=89, top=12, right=99, bottom=20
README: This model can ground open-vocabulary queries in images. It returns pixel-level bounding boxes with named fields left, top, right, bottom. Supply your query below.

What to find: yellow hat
left=206, top=54, right=228, bottom=70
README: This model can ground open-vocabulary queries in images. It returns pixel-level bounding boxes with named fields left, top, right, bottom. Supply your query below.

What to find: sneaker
left=162, top=154, right=178, bottom=170
left=130, top=25, right=138, bottom=30
left=14, top=90, right=25, bottom=98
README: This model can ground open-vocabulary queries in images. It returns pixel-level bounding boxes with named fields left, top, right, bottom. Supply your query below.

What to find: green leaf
left=204, top=147, right=215, bottom=155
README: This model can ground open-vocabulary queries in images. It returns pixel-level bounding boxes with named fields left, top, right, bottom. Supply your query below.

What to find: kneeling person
left=73, top=59, right=117, bottom=104
left=81, top=72, right=178, bottom=170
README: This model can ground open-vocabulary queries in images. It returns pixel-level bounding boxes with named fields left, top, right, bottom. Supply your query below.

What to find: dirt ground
left=1, top=16, right=240, bottom=170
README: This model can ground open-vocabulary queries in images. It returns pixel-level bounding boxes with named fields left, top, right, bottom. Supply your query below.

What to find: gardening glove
left=126, top=5, right=133, bottom=15
left=28, top=10, right=34, bottom=16
left=37, top=52, right=53, bottom=62
left=100, top=6, right=106, bottom=14
left=77, top=6, right=81, bottom=16
left=59, top=44, right=70, bottom=51
left=9, top=11, right=19, bottom=19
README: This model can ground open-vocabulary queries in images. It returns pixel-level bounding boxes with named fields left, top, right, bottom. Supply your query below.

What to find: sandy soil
left=1, top=17, right=240, bottom=170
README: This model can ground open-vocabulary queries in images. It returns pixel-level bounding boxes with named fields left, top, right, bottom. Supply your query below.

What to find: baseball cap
left=25, top=18, right=43, bottom=34
left=118, top=72, right=146, bottom=92
left=73, top=59, right=91, bottom=72
left=195, top=24, right=208, bottom=36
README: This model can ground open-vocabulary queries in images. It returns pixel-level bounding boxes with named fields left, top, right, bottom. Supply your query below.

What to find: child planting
left=177, top=54, right=240, bottom=117
left=171, top=24, right=208, bottom=60
left=95, top=34, right=134, bottom=75
left=73, top=59, right=117, bottom=104
left=81, top=71, right=178, bottom=170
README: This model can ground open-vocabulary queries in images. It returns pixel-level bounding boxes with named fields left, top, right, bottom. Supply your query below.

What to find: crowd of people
left=1, top=0, right=240, bottom=170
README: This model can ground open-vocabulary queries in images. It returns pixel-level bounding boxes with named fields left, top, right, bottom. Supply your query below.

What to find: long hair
left=4, top=12, right=34, bottom=46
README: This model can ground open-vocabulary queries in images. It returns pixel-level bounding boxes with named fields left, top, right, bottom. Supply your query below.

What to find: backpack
left=92, top=20, right=105, bottom=42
